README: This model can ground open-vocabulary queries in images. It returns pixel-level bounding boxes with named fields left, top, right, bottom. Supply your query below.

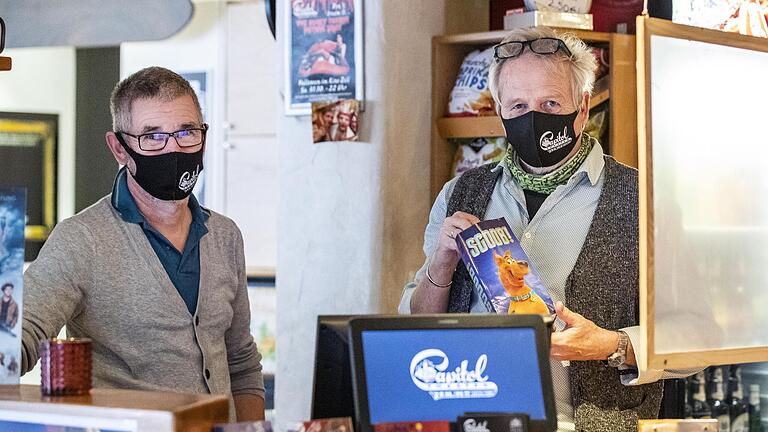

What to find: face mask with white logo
left=501, top=110, right=580, bottom=168
left=117, top=134, right=204, bottom=201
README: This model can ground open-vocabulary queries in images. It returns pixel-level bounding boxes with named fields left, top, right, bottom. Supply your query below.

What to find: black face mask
left=116, top=134, right=204, bottom=201
left=501, top=110, right=580, bottom=168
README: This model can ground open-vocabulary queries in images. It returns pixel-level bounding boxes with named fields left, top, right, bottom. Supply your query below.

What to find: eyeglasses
left=493, top=38, right=572, bottom=60
left=118, top=123, right=209, bottom=152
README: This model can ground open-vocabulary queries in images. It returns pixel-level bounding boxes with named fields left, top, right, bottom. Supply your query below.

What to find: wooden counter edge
left=0, top=385, right=229, bottom=431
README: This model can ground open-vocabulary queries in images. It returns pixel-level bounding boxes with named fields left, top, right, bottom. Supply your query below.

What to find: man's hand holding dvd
left=454, top=217, right=554, bottom=315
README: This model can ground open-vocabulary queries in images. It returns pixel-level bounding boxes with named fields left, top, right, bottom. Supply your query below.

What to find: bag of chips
left=450, top=137, right=507, bottom=177
left=446, top=46, right=496, bottom=117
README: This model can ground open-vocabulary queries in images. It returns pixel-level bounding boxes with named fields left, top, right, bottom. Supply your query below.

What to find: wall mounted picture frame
left=284, top=0, right=364, bottom=116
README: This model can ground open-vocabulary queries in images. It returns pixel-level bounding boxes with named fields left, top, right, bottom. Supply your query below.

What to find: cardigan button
left=205, top=368, right=211, bottom=379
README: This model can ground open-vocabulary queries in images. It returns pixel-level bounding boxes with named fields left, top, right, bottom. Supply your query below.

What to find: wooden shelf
left=590, top=87, right=610, bottom=107
left=436, top=88, right=610, bottom=139
left=0, top=57, right=10, bottom=71
left=434, top=28, right=612, bottom=46
left=437, top=116, right=504, bottom=138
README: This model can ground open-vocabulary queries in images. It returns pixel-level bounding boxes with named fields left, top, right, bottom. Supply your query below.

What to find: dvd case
left=455, top=218, right=554, bottom=315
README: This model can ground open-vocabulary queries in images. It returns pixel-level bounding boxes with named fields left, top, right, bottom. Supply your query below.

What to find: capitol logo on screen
left=409, top=349, right=498, bottom=401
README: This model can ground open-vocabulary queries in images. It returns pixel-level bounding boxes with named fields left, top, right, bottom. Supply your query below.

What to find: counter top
left=0, top=385, right=228, bottom=432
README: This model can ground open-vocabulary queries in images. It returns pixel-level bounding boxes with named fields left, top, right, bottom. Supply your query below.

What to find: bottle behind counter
left=729, top=366, right=749, bottom=432
left=708, top=367, right=731, bottom=432
left=692, top=371, right=713, bottom=419
left=749, top=384, right=763, bottom=432
left=684, top=375, right=693, bottom=419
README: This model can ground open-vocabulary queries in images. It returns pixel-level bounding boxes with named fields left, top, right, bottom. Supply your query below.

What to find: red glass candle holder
left=40, top=338, right=92, bottom=396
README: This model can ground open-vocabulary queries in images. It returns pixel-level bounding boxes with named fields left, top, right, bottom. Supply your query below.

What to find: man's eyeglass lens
left=139, top=129, right=205, bottom=151
left=494, top=38, right=570, bottom=59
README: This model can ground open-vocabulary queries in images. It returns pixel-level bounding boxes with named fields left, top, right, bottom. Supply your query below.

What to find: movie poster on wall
left=0, top=187, right=25, bottom=384
left=284, top=0, right=364, bottom=115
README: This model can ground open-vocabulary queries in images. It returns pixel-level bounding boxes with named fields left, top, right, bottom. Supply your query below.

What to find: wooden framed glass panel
left=637, top=17, right=768, bottom=370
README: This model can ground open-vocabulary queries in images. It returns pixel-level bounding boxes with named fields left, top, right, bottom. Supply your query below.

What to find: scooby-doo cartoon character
left=493, top=250, right=549, bottom=315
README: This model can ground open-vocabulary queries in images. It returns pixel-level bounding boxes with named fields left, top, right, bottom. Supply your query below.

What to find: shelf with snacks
left=436, top=116, right=504, bottom=139
left=436, top=79, right=610, bottom=139
left=431, top=28, right=636, bottom=200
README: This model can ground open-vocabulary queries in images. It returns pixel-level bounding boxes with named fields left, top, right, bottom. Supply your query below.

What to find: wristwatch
left=607, top=330, right=629, bottom=367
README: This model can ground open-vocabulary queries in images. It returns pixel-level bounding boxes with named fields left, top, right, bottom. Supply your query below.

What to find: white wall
left=225, top=1, right=278, bottom=272
left=0, top=47, right=77, bottom=221
left=120, top=1, right=226, bottom=88
left=274, top=0, right=448, bottom=426
left=120, top=1, right=228, bottom=214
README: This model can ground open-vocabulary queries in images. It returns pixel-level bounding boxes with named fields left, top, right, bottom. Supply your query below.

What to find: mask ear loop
left=171, top=147, right=182, bottom=201
left=575, top=96, right=589, bottom=135
left=114, top=132, right=140, bottom=176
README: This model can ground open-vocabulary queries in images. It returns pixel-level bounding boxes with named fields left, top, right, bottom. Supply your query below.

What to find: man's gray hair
left=488, top=27, right=597, bottom=112
left=110, top=66, right=202, bottom=132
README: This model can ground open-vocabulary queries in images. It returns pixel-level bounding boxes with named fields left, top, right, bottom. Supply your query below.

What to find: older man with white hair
left=400, top=27, right=694, bottom=431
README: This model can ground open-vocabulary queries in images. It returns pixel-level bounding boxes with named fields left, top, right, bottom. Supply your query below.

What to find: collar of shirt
left=109, top=166, right=210, bottom=231
left=491, top=141, right=606, bottom=209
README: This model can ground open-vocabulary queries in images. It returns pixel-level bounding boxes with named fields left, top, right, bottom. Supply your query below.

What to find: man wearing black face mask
left=20, top=67, right=265, bottom=421
left=400, top=28, right=699, bottom=431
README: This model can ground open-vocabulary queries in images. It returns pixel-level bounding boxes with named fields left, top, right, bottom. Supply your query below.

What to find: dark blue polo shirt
left=110, top=167, right=209, bottom=314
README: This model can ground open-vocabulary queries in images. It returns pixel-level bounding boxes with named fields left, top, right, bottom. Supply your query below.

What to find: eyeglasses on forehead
left=493, top=38, right=572, bottom=60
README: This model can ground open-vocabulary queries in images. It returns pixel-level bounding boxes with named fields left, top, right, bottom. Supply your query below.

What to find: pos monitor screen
left=348, top=314, right=556, bottom=432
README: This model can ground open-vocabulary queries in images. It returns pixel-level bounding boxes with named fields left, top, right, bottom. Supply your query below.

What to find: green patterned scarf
left=504, top=133, right=596, bottom=194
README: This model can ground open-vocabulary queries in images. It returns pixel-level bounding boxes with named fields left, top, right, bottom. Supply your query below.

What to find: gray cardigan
left=446, top=157, right=663, bottom=432
left=21, top=197, right=264, bottom=405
